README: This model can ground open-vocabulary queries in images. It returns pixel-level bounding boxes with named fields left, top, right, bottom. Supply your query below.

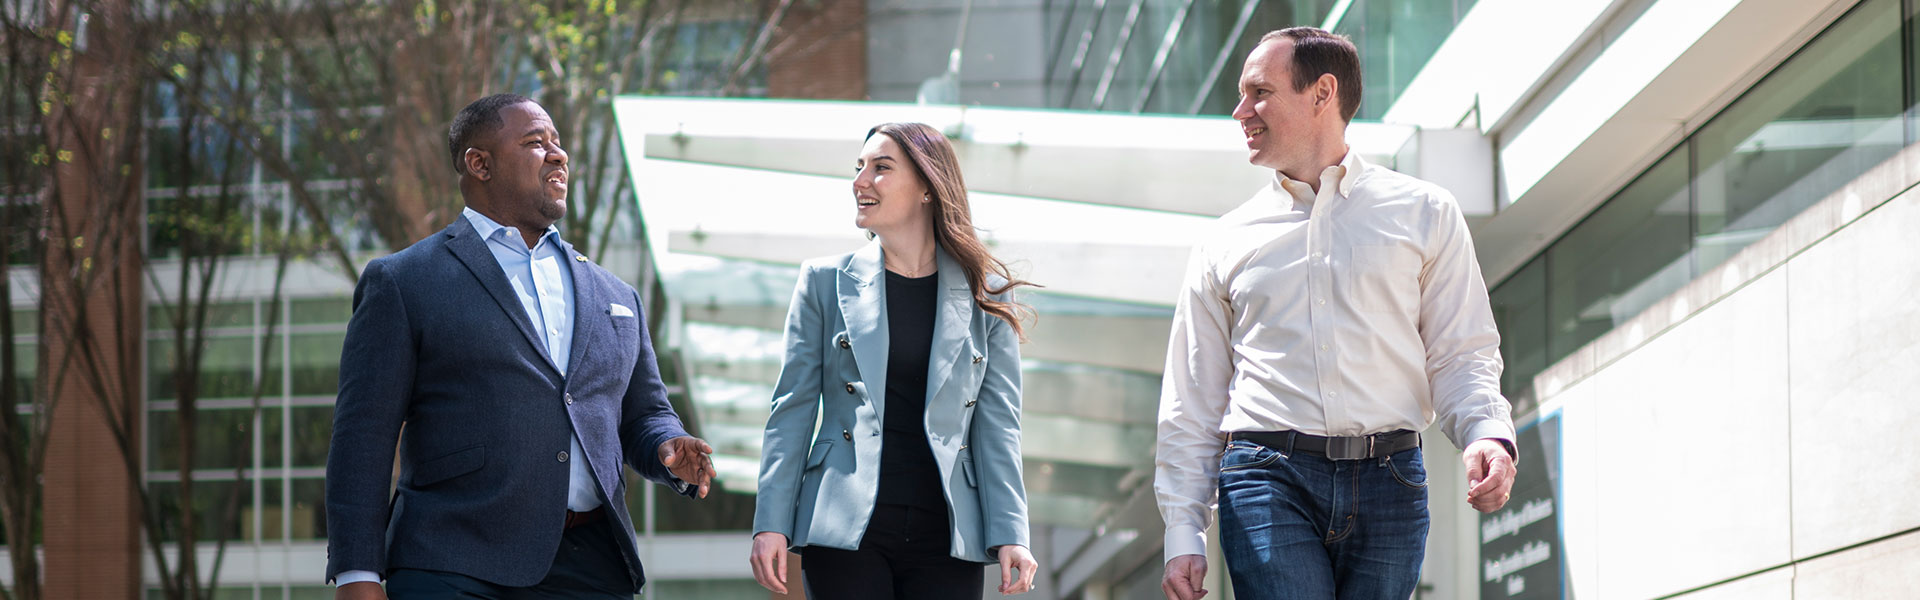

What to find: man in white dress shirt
left=1156, top=27, right=1518, bottom=600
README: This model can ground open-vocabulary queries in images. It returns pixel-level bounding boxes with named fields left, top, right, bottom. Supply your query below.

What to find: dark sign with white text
left=1479, top=413, right=1563, bottom=599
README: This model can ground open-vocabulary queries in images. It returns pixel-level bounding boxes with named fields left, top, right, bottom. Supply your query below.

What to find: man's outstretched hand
left=658, top=436, right=717, bottom=498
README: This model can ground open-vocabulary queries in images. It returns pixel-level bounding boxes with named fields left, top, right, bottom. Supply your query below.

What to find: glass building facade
left=1491, top=0, right=1918, bottom=400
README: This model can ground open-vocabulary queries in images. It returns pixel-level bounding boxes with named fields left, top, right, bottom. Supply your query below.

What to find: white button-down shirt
left=1154, top=151, right=1514, bottom=561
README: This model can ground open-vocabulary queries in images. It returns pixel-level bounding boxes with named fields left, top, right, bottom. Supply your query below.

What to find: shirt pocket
left=1347, top=244, right=1421, bottom=314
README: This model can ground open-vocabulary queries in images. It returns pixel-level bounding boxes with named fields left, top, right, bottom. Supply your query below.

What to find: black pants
left=385, top=520, right=635, bottom=599
left=803, top=503, right=986, bottom=600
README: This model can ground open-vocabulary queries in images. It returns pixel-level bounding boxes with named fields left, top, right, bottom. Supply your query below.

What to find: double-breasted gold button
left=965, top=399, right=978, bottom=407
left=845, top=383, right=856, bottom=394
left=838, top=337, right=851, bottom=349
left=842, top=429, right=852, bottom=441
left=972, top=355, right=983, bottom=364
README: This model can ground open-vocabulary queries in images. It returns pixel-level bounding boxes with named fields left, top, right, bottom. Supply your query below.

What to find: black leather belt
left=1230, top=429, right=1420, bottom=460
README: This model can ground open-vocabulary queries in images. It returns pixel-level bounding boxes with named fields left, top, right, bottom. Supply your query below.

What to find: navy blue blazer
left=324, top=217, right=693, bottom=590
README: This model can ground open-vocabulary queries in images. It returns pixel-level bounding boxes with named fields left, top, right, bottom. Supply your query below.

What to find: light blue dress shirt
left=461, top=208, right=597, bottom=511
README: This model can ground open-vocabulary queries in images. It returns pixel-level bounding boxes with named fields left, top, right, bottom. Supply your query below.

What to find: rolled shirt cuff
left=334, top=570, right=381, bottom=587
left=1164, top=524, right=1208, bottom=564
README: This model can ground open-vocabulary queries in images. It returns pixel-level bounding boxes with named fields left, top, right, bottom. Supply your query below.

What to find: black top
left=877, top=269, right=947, bottom=509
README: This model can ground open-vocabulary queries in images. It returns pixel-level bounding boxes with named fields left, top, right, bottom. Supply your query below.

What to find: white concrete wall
left=1436, top=141, right=1920, bottom=598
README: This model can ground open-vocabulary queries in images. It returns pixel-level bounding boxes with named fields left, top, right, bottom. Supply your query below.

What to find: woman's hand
left=994, top=544, right=1039, bottom=595
left=750, top=531, right=792, bottom=594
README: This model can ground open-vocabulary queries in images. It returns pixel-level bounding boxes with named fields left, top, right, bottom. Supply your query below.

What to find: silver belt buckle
left=1325, top=435, right=1374, bottom=461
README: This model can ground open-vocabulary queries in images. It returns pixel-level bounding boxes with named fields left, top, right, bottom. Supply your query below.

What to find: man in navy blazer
left=325, top=94, right=715, bottom=599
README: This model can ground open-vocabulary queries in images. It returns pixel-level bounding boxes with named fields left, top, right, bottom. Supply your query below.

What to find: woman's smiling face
left=851, top=134, right=932, bottom=236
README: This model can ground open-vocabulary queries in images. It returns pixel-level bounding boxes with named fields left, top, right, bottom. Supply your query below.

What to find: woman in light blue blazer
left=749, top=122, right=1039, bottom=599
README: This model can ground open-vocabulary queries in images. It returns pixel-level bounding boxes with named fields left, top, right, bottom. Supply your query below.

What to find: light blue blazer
left=753, top=241, right=1029, bottom=562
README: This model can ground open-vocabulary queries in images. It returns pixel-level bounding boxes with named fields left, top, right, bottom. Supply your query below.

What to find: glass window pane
left=146, top=480, right=252, bottom=543
left=147, top=408, right=259, bottom=471
left=1088, top=0, right=1170, bottom=111
left=1691, top=0, right=1904, bottom=273
left=149, top=336, right=260, bottom=401
left=1545, top=148, right=1691, bottom=362
left=291, top=478, right=328, bottom=540
left=10, top=309, right=35, bottom=337
left=1490, top=255, right=1546, bottom=396
left=260, top=407, right=285, bottom=468
left=1071, top=0, right=1136, bottom=110
left=256, top=479, right=285, bottom=541
left=7, top=342, right=31, bottom=404
left=290, top=405, right=333, bottom=468
left=1910, top=0, right=1920, bottom=145
left=1335, top=0, right=1477, bottom=120
left=1, top=202, right=38, bottom=266
left=290, top=333, right=343, bottom=396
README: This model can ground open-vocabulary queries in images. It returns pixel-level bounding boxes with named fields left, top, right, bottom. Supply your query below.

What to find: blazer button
left=845, top=383, right=856, bottom=394
left=557, top=451, right=569, bottom=463
left=564, top=393, right=573, bottom=405
left=965, top=399, right=978, bottom=407
left=972, top=355, right=983, bottom=364
left=842, top=429, right=852, bottom=441
left=838, top=337, right=851, bottom=349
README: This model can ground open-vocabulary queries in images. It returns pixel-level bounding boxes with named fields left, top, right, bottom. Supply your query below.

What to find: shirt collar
left=462, top=207, right=563, bottom=249
left=1269, top=148, right=1365, bottom=202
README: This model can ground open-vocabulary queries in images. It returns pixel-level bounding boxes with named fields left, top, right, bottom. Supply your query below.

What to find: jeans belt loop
left=1284, top=430, right=1298, bottom=456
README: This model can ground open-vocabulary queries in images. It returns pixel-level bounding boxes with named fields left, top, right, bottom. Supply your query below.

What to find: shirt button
left=1311, top=252, right=1322, bottom=258
left=845, top=383, right=856, bottom=394
left=557, top=451, right=569, bottom=463
left=1320, top=344, right=1329, bottom=351
left=1329, top=391, right=1339, bottom=398
left=1318, top=299, right=1327, bottom=305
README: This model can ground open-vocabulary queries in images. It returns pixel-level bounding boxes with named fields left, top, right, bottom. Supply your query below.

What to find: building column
left=41, top=1, right=145, bottom=598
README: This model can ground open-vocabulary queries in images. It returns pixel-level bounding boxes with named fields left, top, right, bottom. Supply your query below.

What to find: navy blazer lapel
left=561, top=240, right=602, bottom=379
left=838, top=242, right=889, bottom=424
left=924, top=246, right=972, bottom=404
left=443, top=218, right=561, bottom=374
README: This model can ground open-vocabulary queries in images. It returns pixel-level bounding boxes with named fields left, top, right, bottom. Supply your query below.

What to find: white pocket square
left=609, top=304, right=635, bottom=318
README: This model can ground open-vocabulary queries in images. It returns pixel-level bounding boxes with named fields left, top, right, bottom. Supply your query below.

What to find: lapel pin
left=574, top=255, right=588, bottom=262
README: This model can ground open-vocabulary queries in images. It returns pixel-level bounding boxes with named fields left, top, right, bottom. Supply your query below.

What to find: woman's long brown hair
left=866, top=122, right=1037, bottom=339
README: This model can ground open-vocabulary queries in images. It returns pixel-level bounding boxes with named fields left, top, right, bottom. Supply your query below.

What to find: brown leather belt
left=564, top=507, right=605, bottom=529
left=1231, top=429, right=1420, bottom=460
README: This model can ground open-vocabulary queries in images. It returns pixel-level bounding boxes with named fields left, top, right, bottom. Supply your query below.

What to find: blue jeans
left=1217, top=438, right=1429, bottom=600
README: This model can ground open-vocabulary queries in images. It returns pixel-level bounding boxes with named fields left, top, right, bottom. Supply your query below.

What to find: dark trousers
left=386, top=520, right=635, bottom=599
left=1217, top=439, right=1430, bottom=600
left=802, top=503, right=986, bottom=600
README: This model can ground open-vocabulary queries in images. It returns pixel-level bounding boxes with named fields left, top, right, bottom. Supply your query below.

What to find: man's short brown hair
left=1259, top=27, right=1362, bottom=122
